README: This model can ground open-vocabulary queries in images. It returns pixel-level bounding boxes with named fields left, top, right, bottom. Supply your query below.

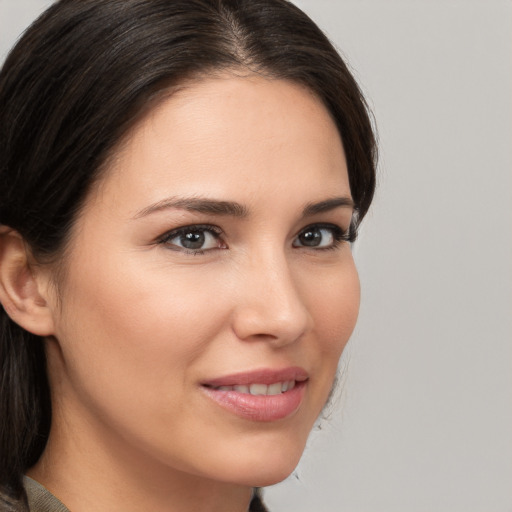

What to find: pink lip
left=202, top=366, right=309, bottom=387
left=201, top=367, right=308, bottom=422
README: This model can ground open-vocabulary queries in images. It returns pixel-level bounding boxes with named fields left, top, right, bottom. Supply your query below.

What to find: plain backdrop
left=1, top=1, right=511, bottom=511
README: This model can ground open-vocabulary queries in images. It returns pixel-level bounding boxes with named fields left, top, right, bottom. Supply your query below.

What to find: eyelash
left=158, top=222, right=355, bottom=255
left=297, top=223, right=356, bottom=251
left=158, top=224, right=224, bottom=255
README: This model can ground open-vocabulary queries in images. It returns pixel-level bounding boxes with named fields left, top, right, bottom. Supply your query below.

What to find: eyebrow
left=134, top=197, right=248, bottom=219
left=302, top=197, right=354, bottom=216
left=134, top=195, right=354, bottom=219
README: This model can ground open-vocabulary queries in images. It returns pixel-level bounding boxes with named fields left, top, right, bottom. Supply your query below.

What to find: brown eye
left=179, top=230, right=206, bottom=250
left=161, top=225, right=224, bottom=252
left=292, top=225, right=341, bottom=249
left=298, top=228, right=322, bottom=247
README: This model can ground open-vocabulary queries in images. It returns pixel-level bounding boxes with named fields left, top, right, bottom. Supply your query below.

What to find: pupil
left=300, top=229, right=321, bottom=246
left=181, top=231, right=205, bottom=249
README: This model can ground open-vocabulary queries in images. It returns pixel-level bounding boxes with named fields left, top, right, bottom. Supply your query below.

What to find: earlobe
left=0, top=226, right=55, bottom=336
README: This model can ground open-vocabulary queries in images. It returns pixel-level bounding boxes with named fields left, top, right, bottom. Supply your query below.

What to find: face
left=44, top=75, right=360, bottom=488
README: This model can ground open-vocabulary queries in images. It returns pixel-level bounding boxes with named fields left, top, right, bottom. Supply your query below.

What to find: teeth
left=249, top=383, right=268, bottom=395
left=267, top=382, right=283, bottom=395
left=281, top=380, right=294, bottom=392
left=214, top=380, right=296, bottom=395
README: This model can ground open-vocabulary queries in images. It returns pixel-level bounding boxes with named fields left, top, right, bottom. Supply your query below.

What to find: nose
left=230, top=250, right=311, bottom=347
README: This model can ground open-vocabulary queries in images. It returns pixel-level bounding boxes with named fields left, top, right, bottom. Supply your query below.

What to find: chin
left=227, top=462, right=301, bottom=488
left=198, top=402, right=324, bottom=488
left=249, top=466, right=299, bottom=488
left=214, top=437, right=307, bottom=488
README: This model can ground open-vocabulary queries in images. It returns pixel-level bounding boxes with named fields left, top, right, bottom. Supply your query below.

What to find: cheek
left=308, top=256, right=360, bottom=350
left=51, top=252, right=231, bottom=419
left=301, top=256, right=360, bottom=403
left=57, top=257, right=228, bottom=363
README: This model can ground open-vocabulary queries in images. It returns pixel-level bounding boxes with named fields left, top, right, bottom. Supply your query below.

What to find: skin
left=27, top=75, right=360, bottom=512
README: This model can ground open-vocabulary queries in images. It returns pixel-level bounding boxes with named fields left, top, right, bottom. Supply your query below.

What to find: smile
left=208, top=380, right=296, bottom=395
left=201, top=367, right=308, bottom=421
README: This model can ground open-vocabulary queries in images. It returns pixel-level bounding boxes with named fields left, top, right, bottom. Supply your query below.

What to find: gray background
left=1, top=1, right=511, bottom=511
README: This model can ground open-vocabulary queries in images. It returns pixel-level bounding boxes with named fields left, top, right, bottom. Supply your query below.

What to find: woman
left=0, top=0, right=376, bottom=511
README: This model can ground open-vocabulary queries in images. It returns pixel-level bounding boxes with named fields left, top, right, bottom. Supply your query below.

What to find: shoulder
left=22, top=478, right=69, bottom=512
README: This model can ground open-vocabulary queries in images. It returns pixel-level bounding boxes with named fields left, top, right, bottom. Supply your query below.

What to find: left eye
left=161, top=226, right=223, bottom=252
left=292, top=225, right=342, bottom=249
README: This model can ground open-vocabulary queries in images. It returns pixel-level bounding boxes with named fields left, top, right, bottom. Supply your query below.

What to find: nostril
left=231, top=308, right=309, bottom=346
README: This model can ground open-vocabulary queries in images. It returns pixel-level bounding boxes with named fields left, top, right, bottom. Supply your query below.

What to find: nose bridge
left=231, top=245, right=310, bottom=344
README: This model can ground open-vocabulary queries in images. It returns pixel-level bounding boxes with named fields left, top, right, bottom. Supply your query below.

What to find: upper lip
left=202, top=366, right=309, bottom=387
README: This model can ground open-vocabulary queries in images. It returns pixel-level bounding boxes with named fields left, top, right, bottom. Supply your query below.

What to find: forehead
left=89, top=75, right=350, bottom=215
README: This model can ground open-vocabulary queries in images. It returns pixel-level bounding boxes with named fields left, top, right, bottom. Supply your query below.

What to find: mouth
left=204, top=380, right=297, bottom=396
left=201, top=367, right=308, bottom=422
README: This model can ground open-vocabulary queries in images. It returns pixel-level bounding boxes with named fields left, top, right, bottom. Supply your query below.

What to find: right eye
left=159, top=225, right=225, bottom=254
left=292, top=223, right=353, bottom=250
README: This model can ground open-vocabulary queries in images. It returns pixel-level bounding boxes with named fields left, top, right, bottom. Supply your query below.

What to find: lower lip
left=201, top=381, right=306, bottom=422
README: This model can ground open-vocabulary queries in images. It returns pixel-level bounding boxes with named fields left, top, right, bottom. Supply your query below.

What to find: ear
left=0, top=226, right=55, bottom=336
